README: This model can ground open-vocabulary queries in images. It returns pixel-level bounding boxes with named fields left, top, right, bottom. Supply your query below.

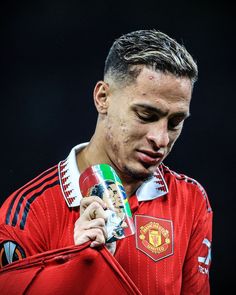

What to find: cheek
left=104, top=117, right=129, bottom=155
left=106, top=119, right=135, bottom=144
left=168, top=130, right=182, bottom=147
left=119, top=121, right=130, bottom=144
left=120, top=122, right=146, bottom=146
left=104, top=113, right=145, bottom=159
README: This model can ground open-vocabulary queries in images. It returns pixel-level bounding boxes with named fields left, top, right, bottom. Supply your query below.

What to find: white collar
left=58, top=143, right=168, bottom=208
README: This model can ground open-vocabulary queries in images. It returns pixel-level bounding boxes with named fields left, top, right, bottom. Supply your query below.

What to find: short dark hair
left=104, top=29, right=198, bottom=85
left=90, top=180, right=115, bottom=198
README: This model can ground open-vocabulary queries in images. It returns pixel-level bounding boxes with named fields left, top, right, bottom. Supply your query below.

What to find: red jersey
left=0, top=243, right=141, bottom=295
left=0, top=143, right=213, bottom=294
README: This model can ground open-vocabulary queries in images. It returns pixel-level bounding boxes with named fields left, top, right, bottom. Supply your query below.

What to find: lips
left=136, top=150, right=164, bottom=166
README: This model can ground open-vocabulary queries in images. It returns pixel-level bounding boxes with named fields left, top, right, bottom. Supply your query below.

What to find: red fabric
left=0, top=164, right=213, bottom=294
left=115, top=166, right=212, bottom=295
left=0, top=243, right=141, bottom=295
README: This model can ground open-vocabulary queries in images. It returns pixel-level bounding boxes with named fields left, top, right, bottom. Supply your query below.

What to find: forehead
left=122, top=67, right=192, bottom=109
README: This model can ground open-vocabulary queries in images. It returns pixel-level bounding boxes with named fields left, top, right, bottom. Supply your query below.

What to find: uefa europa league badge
left=79, top=164, right=135, bottom=243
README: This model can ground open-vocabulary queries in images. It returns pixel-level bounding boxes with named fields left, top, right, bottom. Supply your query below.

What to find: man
left=0, top=30, right=212, bottom=294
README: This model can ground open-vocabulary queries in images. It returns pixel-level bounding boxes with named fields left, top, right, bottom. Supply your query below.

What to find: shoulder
left=160, top=164, right=212, bottom=213
left=0, top=164, right=61, bottom=229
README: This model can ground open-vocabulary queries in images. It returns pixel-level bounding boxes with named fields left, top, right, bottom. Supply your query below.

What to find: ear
left=93, top=81, right=110, bottom=114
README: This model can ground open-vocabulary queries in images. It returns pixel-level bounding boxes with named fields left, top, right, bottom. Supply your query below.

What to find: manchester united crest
left=135, top=215, right=173, bottom=262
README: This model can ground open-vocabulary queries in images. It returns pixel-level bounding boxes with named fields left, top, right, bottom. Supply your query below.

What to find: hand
left=74, top=196, right=108, bottom=248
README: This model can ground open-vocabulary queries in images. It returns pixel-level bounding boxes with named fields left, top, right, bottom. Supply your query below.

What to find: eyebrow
left=133, top=103, right=190, bottom=119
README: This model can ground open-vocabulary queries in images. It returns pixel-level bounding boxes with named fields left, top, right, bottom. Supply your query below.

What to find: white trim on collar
left=58, top=143, right=88, bottom=207
left=136, top=169, right=168, bottom=201
left=58, top=143, right=168, bottom=207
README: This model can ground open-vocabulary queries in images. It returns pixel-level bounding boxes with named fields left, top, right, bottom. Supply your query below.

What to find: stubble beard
left=122, top=164, right=154, bottom=182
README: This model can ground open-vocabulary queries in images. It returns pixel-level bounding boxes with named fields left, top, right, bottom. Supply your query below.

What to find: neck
left=119, top=179, right=142, bottom=197
left=76, top=137, right=142, bottom=197
left=76, top=137, right=104, bottom=172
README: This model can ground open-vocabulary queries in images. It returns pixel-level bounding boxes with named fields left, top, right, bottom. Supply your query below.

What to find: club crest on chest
left=135, top=215, right=174, bottom=262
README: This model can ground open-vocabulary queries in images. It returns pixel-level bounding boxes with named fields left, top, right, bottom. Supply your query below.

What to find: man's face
left=107, top=183, right=123, bottom=208
left=100, top=67, right=192, bottom=181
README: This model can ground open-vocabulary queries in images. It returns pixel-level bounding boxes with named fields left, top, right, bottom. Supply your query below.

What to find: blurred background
left=0, top=0, right=235, bottom=293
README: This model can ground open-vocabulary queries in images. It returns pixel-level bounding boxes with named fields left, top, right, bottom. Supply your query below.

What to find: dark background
left=0, top=0, right=235, bottom=293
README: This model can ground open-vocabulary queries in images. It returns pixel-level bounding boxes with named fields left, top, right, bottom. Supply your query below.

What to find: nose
left=146, top=120, right=170, bottom=149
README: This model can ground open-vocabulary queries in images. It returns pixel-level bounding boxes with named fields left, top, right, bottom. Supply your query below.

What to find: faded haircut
left=104, top=29, right=198, bottom=86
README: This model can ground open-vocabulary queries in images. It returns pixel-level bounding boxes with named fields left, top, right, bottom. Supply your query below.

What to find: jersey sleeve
left=181, top=184, right=213, bottom=295
left=0, top=193, right=48, bottom=268
left=0, top=166, right=62, bottom=268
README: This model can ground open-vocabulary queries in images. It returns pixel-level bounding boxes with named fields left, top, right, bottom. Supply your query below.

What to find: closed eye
left=168, top=116, right=188, bottom=130
left=136, top=112, right=159, bottom=122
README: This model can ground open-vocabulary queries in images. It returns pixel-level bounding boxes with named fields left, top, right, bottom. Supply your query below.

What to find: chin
left=123, top=164, right=154, bottom=181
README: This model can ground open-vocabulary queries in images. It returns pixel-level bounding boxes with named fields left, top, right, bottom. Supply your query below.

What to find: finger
left=74, top=227, right=105, bottom=247
left=80, top=196, right=107, bottom=214
left=84, top=218, right=107, bottom=240
left=81, top=202, right=108, bottom=222
left=74, top=217, right=106, bottom=234
left=75, top=218, right=107, bottom=237
left=87, top=228, right=106, bottom=247
left=83, top=217, right=106, bottom=230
